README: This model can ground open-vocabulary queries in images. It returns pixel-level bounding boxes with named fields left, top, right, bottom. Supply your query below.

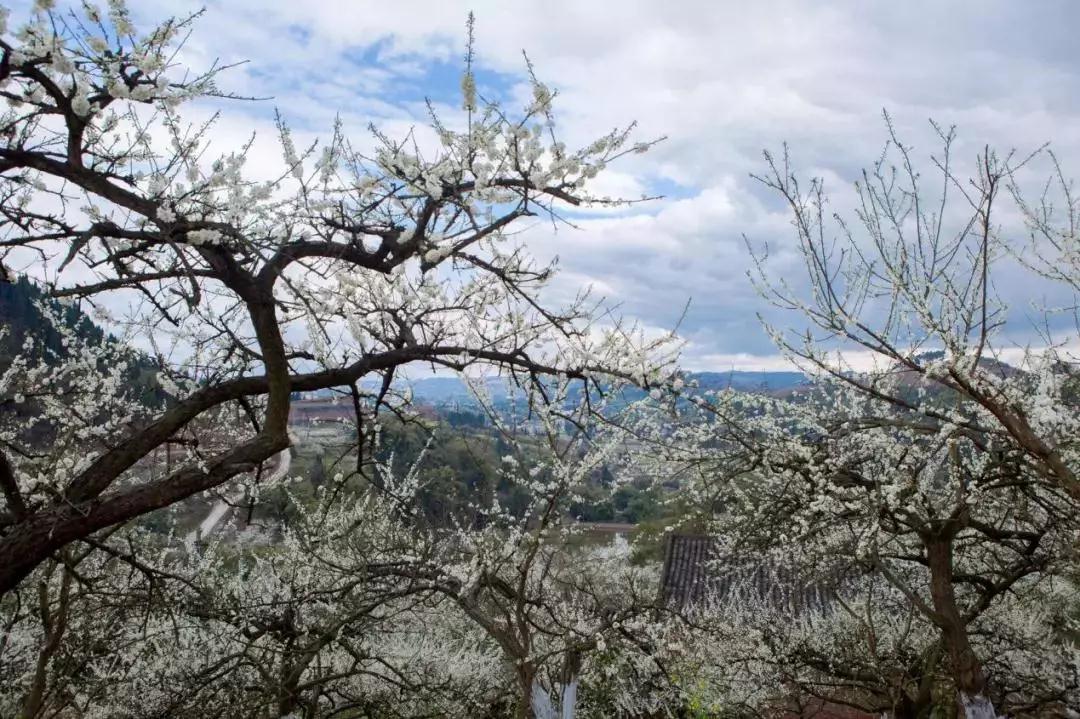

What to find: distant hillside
left=0, top=276, right=164, bottom=405
left=691, top=370, right=807, bottom=393
left=301, top=369, right=810, bottom=407
left=386, top=376, right=513, bottom=403
left=0, top=275, right=109, bottom=367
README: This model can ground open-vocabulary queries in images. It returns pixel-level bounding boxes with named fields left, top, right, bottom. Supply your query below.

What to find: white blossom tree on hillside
left=0, top=2, right=667, bottom=592
left=0, top=475, right=510, bottom=717
left=0, top=366, right=682, bottom=718
left=626, top=122, right=1080, bottom=718
left=408, top=379, right=675, bottom=719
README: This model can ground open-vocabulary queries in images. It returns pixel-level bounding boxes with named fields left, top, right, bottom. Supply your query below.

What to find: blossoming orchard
left=1, top=3, right=1078, bottom=718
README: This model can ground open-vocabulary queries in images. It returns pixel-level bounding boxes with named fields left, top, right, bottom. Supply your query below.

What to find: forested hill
left=0, top=275, right=109, bottom=367
left=0, top=275, right=165, bottom=404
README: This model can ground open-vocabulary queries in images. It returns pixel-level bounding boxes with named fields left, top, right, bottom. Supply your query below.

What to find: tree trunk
left=559, top=677, right=579, bottom=719
left=526, top=676, right=577, bottom=719
left=19, top=563, right=72, bottom=719
left=515, top=663, right=537, bottom=719
left=958, top=693, right=997, bottom=719
left=925, top=537, right=997, bottom=719
left=530, top=678, right=556, bottom=719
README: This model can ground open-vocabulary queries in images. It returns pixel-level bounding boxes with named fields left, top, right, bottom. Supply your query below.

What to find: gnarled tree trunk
left=925, top=536, right=997, bottom=719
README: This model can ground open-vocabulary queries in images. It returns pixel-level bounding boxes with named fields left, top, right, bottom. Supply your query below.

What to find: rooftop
left=658, top=534, right=833, bottom=614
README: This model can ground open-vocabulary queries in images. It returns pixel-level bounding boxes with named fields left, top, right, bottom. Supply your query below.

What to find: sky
left=13, top=0, right=1080, bottom=372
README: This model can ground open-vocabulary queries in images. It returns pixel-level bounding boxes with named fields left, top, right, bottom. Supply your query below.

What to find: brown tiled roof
left=658, top=534, right=715, bottom=608
left=658, top=534, right=832, bottom=613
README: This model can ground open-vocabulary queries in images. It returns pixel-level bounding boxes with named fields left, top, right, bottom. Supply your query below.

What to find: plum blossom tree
left=1, top=370, right=683, bottom=718
left=0, top=4, right=691, bottom=718
left=626, top=121, right=1080, bottom=718
left=411, top=379, right=674, bottom=719
left=0, top=1, right=664, bottom=593
left=0, top=473, right=512, bottom=718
